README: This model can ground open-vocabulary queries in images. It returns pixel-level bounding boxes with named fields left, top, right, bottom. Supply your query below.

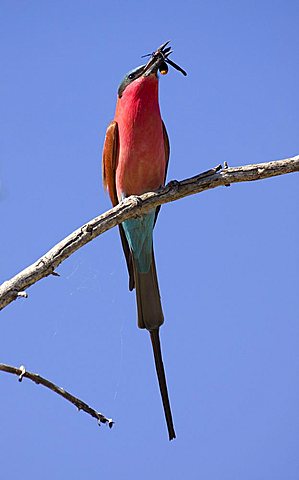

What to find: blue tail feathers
left=122, top=210, right=155, bottom=273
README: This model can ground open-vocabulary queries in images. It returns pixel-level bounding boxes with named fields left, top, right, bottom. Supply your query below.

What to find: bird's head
left=118, top=41, right=187, bottom=98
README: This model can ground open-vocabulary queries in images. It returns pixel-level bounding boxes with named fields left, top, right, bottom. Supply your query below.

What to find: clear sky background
left=1, top=1, right=298, bottom=479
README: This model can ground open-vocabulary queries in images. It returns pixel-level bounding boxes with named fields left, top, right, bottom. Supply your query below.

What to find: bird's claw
left=166, top=179, right=180, bottom=192
left=130, top=195, right=143, bottom=208
left=127, top=195, right=143, bottom=217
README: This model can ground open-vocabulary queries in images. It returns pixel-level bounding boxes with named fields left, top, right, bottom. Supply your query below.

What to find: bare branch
left=0, top=363, right=114, bottom=427
left=0, top=155, right=298, bottom=311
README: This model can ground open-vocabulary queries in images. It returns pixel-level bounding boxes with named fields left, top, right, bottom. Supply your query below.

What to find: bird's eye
left=128, top=73, right=134, bottom=79
left=159, top=62, right=168, bottom=75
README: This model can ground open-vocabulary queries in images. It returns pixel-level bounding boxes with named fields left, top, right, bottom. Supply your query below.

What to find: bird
left=102, top=42, right=186, bottom=440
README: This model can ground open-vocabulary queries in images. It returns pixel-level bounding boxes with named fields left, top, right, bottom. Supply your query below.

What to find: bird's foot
left=166, top=179, right=180, bottom=193
left=129, top=195, right=143, bottom=217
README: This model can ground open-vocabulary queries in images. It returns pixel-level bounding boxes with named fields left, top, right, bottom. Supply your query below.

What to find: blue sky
left=1, top=1, right=299, bottom=478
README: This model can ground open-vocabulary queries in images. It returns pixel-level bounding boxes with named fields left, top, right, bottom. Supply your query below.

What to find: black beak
left=143, top=54, right=165, bottom=76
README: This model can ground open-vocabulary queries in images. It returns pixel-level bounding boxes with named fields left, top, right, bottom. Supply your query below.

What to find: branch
left=0, top=363, right=113, bottom=427
left=0, top=155, right=298, bottom=311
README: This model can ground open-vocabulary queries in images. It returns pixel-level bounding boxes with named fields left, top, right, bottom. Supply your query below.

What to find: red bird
left=102, top=42, right=186, bottom=440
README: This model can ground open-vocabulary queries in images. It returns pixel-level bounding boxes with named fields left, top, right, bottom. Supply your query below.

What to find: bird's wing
left=154, top=121, right=170, bottom=226
left=102, top=121, right=119, bottom=206
left=162, top=120, right=170, bottom=184
left=102, top=121, right=135, bottom=290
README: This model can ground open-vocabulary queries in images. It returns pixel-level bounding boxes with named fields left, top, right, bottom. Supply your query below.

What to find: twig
left=0, top=363, right=113, bottom=427
left=0, top=155, right=298, bottom=311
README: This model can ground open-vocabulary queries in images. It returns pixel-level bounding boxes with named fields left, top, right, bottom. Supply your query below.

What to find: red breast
left=115, top=75, right=167, bottom=199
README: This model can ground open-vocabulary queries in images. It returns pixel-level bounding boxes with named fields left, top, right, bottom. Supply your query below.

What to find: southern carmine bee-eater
left=102, top=42, right=186, bottom=440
